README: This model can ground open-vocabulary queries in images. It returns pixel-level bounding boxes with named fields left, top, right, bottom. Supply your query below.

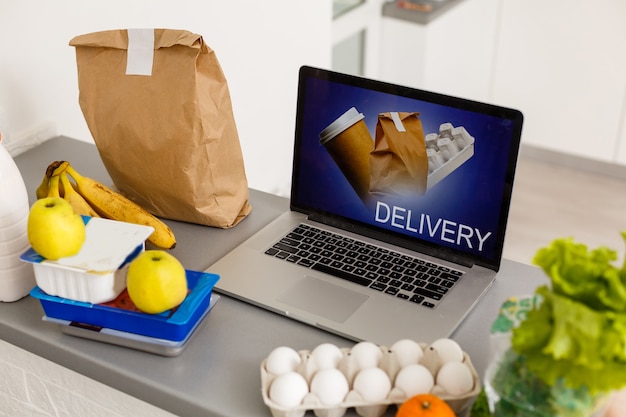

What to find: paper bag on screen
left=69, top=29, right=251, bottom=228
left=369, top=112, right=428, bottom=196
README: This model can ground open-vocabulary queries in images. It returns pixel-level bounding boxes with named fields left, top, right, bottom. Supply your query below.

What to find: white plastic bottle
left=0, top=133, right=35, bottom=301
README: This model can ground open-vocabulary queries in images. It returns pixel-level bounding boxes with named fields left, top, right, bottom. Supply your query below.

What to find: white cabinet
left=378, top=0, right=626, bottom=166
left=492, top=0, right=626, bottom=164
left=619, top=93, right=626, bottom=164
left=332, top=0, right=386, bottom=78
left=379, top=0, right=501, bottom=103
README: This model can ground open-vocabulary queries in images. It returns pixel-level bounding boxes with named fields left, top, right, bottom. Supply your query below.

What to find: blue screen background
left=294, top=77, right=519, bottom=264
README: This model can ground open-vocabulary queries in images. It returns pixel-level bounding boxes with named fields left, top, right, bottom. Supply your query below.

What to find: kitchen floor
left=502, top=149, right=626, bottom=266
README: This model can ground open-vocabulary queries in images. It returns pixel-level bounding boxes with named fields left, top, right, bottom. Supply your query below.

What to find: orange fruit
left=396, top=394, right=456, bottom=417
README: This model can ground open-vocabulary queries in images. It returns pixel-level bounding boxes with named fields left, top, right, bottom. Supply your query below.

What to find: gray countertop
left=2, top=137, right=548, bottom=416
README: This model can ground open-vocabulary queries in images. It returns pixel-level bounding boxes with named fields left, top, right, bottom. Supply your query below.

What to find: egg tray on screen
left=260, top=342, right=481, bottom=417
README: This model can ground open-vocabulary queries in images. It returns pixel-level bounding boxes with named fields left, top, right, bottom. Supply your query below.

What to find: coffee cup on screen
left=319, top=107, right=373, bottom=199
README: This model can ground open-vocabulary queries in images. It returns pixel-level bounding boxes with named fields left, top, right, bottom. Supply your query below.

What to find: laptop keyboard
left=264, top=224, right=463, bottom=309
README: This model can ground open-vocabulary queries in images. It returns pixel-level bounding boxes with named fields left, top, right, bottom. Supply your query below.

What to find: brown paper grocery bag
left=369, top=112, right=428, bottom=196
left=69, top=29, right=251, bottom=228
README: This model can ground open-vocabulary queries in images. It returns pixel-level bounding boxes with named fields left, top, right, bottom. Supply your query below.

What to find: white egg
left=428, top=338, right=464, bottom=363
left=394, top=364, right=434, bottom=397
left=349, top=341, right=382, bottom=369
left=436, top=361, right=474, bottom=396
left=353, top=367, right=392, bottom=403
left=311, top=343, right=344, bottom=370
left=390, top=339, right=423, bottom=368
left=310, top=368, right=349, bottom=406
left=265, top=346, right=302, bottom=375
left=268, top=371, right=309, bottom=407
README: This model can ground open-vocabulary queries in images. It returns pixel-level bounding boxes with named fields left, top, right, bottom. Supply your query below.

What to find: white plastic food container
left=21, top=217, right=154, bottom=304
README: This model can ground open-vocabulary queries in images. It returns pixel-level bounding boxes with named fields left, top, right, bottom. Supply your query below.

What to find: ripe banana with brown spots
left=64, top=164, right=176, bottom=249
left=46, top=174, right=61, bottom=198
left=59, top=172, right=100, bottom=218
left=36, top=161, right=70, bottom=199
left=49, top=161, right=69, bottom=177
left=35, top=171, right=50, bottom=199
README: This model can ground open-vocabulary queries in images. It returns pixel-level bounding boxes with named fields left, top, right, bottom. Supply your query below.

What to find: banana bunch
left=36, top=161, right=176, bottom=249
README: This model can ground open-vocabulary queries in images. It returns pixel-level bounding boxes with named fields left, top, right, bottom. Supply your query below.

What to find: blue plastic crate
left=30, top=270, right=220, bottom=342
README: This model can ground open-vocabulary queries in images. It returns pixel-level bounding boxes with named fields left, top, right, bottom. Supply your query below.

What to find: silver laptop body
left=208, top=66, right=523, bottom=345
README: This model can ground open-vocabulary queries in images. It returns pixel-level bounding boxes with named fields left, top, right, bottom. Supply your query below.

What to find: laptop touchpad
left=276, top=276, right=368, bottom=323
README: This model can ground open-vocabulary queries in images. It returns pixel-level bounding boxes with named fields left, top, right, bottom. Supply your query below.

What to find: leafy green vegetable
left=510, top=232, right=626, bottom=395
left=469, top=388, right=491, bottom=417
left=532, top=232, right=626, bottom=311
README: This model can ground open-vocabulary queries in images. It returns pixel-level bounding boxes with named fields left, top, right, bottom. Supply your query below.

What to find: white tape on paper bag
left=126, top=28, right=154, bottom=76
left=390, top=112, right=406, bottom=132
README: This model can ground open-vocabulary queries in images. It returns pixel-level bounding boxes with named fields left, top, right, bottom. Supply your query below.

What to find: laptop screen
left=291, top=66, right=523, bottom=270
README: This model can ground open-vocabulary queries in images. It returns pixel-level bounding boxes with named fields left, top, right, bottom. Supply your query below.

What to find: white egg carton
left=426, top=123, right=475, bottom=190
left=261, top=340, right=481, bottom=417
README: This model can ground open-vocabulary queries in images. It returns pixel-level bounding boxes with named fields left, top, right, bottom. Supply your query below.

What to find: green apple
left=126, top=250, right=188, bottom=314
left=27, top=197, right=86, bottom=260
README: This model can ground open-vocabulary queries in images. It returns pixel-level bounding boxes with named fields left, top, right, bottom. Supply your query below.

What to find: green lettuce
left=533, top=232, right=626, bottom=311
left=511, top=232, right=626, bottom=395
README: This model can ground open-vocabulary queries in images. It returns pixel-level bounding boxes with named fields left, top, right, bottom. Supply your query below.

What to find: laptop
left=208, top=66, right=523, bottom=345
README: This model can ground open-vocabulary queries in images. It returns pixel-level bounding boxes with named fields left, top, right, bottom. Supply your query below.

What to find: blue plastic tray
left=30, top=270, right=220, bottom=342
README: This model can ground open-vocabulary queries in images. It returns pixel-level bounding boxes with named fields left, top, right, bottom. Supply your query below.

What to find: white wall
left=0, top=0, right=333, bottom=196
left=4, top=0, right=625, bottom=200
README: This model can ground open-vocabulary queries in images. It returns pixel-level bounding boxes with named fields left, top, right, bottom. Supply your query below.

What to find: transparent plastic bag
left=484, top=296, right=607, bottom=417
